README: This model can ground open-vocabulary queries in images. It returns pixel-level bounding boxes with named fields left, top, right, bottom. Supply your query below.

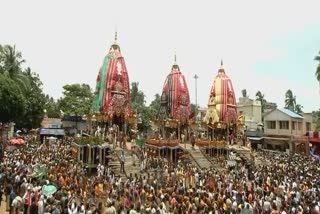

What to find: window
left=291, top=121, right=295, bottom=130
left=306, top=122, right=311, bottom=131
left=279, top=121, right=289, bottom=129
left=298, top=122, right=302, bottom=130
left=267, top=121, right=276, bottom=129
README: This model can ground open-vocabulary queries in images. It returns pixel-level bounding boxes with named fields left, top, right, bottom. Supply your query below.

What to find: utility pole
left=193, top=74, right=199, bottom=119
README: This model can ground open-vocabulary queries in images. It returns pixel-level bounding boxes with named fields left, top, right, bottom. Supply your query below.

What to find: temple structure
left=198, top=61, right=238, bottom=147
left=146, top=55, right=191, bottom=163
left=91, top=32, right=134, bottom=132
left=158, top=55, right=192, bottom=140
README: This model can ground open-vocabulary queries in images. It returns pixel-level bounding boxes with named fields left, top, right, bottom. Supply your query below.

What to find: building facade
left=237, top=97, right=262, bottom=131
left=263, top=108, right=311, bottom=153
left=264, top=108, right=312, bottom=136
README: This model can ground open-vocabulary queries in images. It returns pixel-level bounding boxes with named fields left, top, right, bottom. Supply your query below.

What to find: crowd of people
left=1, top=136, right=320, bottom=213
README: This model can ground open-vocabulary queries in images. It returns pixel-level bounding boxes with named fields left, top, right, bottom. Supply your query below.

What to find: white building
left=237, top=97, right=262, bottom=131
left=196, top=107, right=207, bottom=122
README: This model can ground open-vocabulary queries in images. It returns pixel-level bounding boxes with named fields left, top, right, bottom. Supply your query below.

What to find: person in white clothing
left=38, top=195, right=45, bottom=214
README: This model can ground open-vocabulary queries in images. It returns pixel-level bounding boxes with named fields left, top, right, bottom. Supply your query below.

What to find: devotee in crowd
left=3, top=134, right=320, bottom=214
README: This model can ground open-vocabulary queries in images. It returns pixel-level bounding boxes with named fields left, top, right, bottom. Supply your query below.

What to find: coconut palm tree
left=0, top=45, right=25, bottom=76
left=315, top=51, right=320, bottom=82
left=295, top=104, right=303, bottom=115
left=285, top=89, right=296, bottom=111
left=255, top=91, right=267, bottom=113
left=241, top=89, right=247, bottom=98
left=0, top=45, right=30, bottom=93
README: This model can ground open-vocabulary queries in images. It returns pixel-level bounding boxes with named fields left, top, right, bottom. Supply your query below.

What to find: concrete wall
left=237, top=97, right=261, bottom=131
left=303, top=113, right=315, bottom=131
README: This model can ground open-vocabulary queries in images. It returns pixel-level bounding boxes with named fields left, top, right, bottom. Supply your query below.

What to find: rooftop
left=279, top=108, right=304, bottom=119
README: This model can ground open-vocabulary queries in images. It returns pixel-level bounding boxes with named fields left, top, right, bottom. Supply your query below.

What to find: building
left=263, top=108, right=311, bottom=152
left=196, top=107, right=207, bottom=122
left=40, top=117, right=65, bottom=142
left=264, top=108, right=312, bottom=136
left=61, top=115, right=88, bottom=134
left=237, top=97, right=262, bottom=132
left=303, top=112, right=317, bottom=131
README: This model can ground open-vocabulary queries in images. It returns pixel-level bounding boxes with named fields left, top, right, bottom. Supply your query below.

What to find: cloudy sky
left=1, top=0, right=320, bottom=112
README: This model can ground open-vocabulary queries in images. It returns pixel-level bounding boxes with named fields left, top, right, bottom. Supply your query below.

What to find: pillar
left=88, top=146, right=91, bottom=165
left=80, top=147, right=84, bottom=162
left=124, top=122, right=127, bottom=135
left=77, top=146, right=82, bottom=161
left=99, top=147, right=102, bottom=164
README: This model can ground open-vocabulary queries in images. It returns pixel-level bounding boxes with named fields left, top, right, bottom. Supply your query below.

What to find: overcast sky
left=1, top=0, right=320, bottom=112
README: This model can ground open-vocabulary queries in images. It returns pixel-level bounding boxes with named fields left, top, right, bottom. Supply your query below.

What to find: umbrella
left=42, top=185, right=57, bottom=196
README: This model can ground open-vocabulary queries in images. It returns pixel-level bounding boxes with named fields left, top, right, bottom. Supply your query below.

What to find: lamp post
left=193, top=74, right=199, bottom=117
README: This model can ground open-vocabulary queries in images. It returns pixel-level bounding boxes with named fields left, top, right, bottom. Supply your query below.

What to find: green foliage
left=0, top=73, right=26, bottom=123
left=0, top=45, right=47, bottom=129
left=315, top=51, right=320, bottom=82
left=284, top=90, right=303, bottom=114
left=255, top=91, right=267, bottom=113
left=130, top=82, right=151, bottom=132
left=58, top=84, right=93, bottom=116
left=0, top=45, right=25, bottom=76
left=313, top=110, right=320, bottom=130
left=285, top=89, right=296, bottom=111
left=44, top=95, right=60, bottom=118
left=191, top=103, right=196, bottom=114
left=148, top=93, right=161, bottom=121
left=295, top=104, right=303, bottom=115
left=15, top=68, right=46, bottom=129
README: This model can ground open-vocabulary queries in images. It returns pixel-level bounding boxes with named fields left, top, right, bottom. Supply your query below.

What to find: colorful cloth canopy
left=91, top=34, right=132, bottom=120
left=158, top=59, right=191, bottom=124
left=207, top=62, right=237, bottom=123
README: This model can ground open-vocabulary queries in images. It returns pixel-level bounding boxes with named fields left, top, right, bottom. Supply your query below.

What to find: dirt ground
left=0, top=195, right=9, bottom=214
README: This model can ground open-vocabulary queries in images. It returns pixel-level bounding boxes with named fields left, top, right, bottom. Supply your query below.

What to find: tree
left=295, top=104, right=303, bottom=115
left=58, top=84, right=93, bottom=116
left=0, top=44, right=48, bottom=129
left=313, top=110, right=320, bottom=130
left=285, top=89, right=296, bottom=111
left=255, top=91, right=267, bottom=113
left=148, top=93, right=161, bottom=121
left=15, top=69, right=46, bottom=129
left=241, top=89, right=247, bottom=98
left=130, top=82, right=150, bottom=132
left=0, top=74, right=26, bottom=123
left=0, top=45, right=30, bottom=93
left=44, top=95, right=60, bottom=118
left=315, top=51, right=320, bottom=83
